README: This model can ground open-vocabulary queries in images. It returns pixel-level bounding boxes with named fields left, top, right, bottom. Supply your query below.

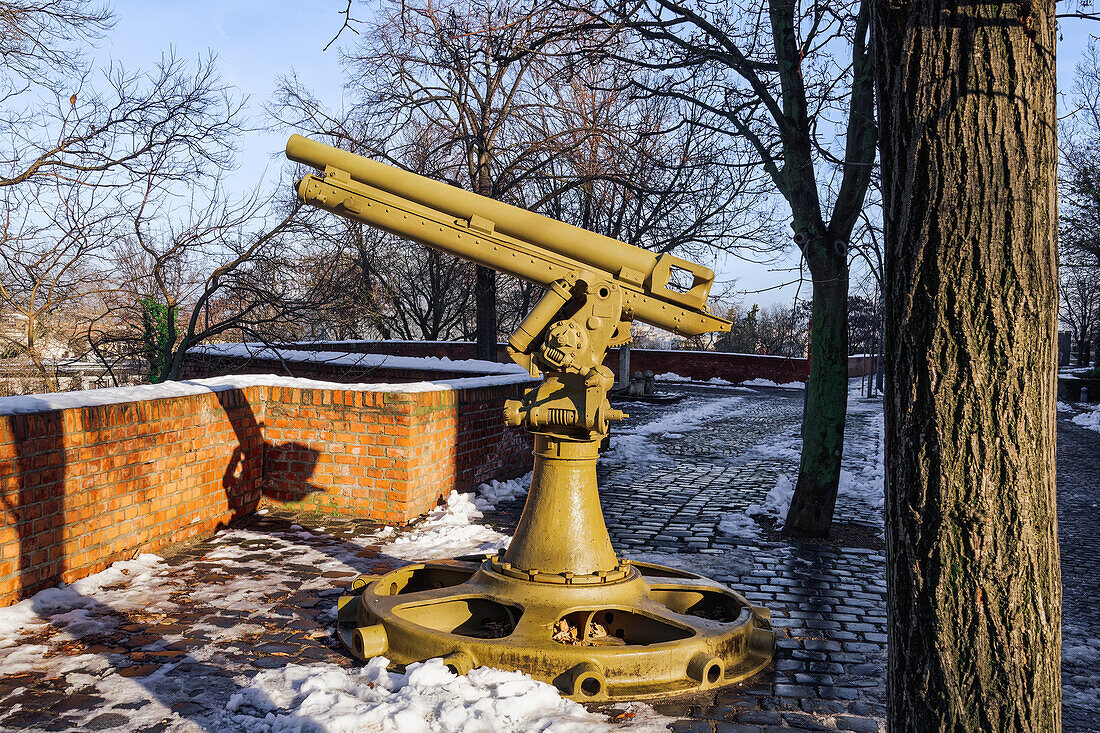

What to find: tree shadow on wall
left=0, top=397, right=324, bottom=732
left=213, top=387, right=326, bottom=508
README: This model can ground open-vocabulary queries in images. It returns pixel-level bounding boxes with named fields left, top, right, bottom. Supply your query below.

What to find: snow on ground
left=380, top=474, right=530, bottom=561
left=837, top=412, right=886, bottom=517
left=381, top=490, right=510, bottom=561
left=603, top=395, right=749, bottom=467
left=716, top=474, right=797, bottom=539
left=717, top=381, right=885, bottom=539
left=474, top=475, right=530, bottom=509
left=1071, top=403, right=1100, bottom=433
left=746, top=475, right=796, bottom=528
left=226, top=657, right=671, bottom=733
left=741, top=378, right=805, bottom=389
left=0, top=555, right=178, bottom=653
left=0, top=466, right=680, bottom=732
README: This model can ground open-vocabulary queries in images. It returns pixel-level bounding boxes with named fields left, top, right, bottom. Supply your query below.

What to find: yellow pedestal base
left=336, top=555, right=774, bottom=701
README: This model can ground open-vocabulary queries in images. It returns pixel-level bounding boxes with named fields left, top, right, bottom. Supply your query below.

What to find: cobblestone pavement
left=1056, top=417, right=1100, bottom=733
left=0, top=383, right=1094, bottom=732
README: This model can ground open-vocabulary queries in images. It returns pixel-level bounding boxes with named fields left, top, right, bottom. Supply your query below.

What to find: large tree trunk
left=872, top=2, right=1061, bottom=730
left=784, top=242, right=849, bottom=536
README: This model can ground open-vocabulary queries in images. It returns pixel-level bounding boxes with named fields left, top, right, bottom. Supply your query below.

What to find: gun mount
left=288, top=135, right=773, bottom=701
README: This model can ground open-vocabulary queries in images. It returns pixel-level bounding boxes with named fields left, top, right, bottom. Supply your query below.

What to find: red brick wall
left=0, top=388, right=264, bottom=607
left=608, top=349, right=808, bottom=383
left=257, top=381, right=532, bottom=521
left=0, top=377, right=533, bottom=607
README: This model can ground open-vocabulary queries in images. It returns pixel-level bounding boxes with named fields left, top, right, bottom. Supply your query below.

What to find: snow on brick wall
left=270, top=341, right=881, bottom=382
left=272, top=340, right=819, bottom=383
left=180, top=343, right=525, bottom=384
left=0, top=377, right=533, bottom=607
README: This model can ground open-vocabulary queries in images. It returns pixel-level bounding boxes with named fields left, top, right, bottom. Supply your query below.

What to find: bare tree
left=1060, top=246, right=1100, bottom=367
left=86, top=184, right=333, bottom=383
left=574, top=0, right=877, bottom=536
left=1061, top=42, right=1100, bottom=269
left=279, top=1, right=775, bottom=354
left=0, top=174, right=118, bottom=388
left=524, top=58, right=776, bottom=260
left=0, top=2, right=111, bottom=72
left=0, top=42, right=247, bottom=384
left=0, top=52, right=242, bottom=191
left=298, top=0, right=568, bottom=360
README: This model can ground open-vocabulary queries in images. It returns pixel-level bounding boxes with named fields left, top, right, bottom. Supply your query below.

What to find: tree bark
left=872, top=1, right=1061, bottom=730
left=784, top=240, right=849, bottom=536
left=474, top=265, right=497, bottom=361
left=474, top=157, right=498, bottom=362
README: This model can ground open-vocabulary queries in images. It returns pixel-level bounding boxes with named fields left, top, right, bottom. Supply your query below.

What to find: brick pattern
left=0, top=379, right=532, bottom=607
left=258, top=382, right=531, bottom=522
left=0, top=388, right=264, bottom=607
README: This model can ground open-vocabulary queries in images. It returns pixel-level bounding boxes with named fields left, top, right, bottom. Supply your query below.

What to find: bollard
left=1083, top=386, right=1089, bottom=403
left=644, top=370, right=655, bottom=395
left=630, top=370, right=645, bottom=396
left=618, top=343, right=631, bottom=390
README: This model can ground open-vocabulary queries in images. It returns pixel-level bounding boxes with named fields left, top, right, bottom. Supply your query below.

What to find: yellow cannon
left=288, top=135, right=773, bottom=701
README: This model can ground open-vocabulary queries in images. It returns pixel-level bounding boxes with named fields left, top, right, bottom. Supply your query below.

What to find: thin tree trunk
left=784, top=246, right=849, bottom=536
left=474, top=265, right=497, bottom=361
left=872, top=1, right=1061, bottom=730
left=474, top=161, right=497, bottom=362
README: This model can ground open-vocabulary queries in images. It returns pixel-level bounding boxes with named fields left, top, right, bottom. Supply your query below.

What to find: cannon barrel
left=287, top=134, right=731, bottom=336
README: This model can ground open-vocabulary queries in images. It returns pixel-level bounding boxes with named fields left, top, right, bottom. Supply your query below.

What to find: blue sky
left=101, top=0, right=350, bottom=189
left=101, top=1, right=1096, bottom=308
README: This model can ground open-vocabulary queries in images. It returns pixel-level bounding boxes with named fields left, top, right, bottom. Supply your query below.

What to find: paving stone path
left=1056, top=417, right=1100, bottom=733
left=0, top=382, right=1094, bottom=732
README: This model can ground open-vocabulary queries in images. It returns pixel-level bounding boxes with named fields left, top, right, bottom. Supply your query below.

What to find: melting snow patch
left=1072, top=404, right=1100, bottom=433
left=226, top=657, right=672, bottom=733
left=745, top=475, right=796, bottom=529
left=475, top=474, right=530, bottom=510
left=0, top=554, right=176, bottom=651
left=381, top=474, right=532, bottom=561
left=716, top=512, right=761, bottom=540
